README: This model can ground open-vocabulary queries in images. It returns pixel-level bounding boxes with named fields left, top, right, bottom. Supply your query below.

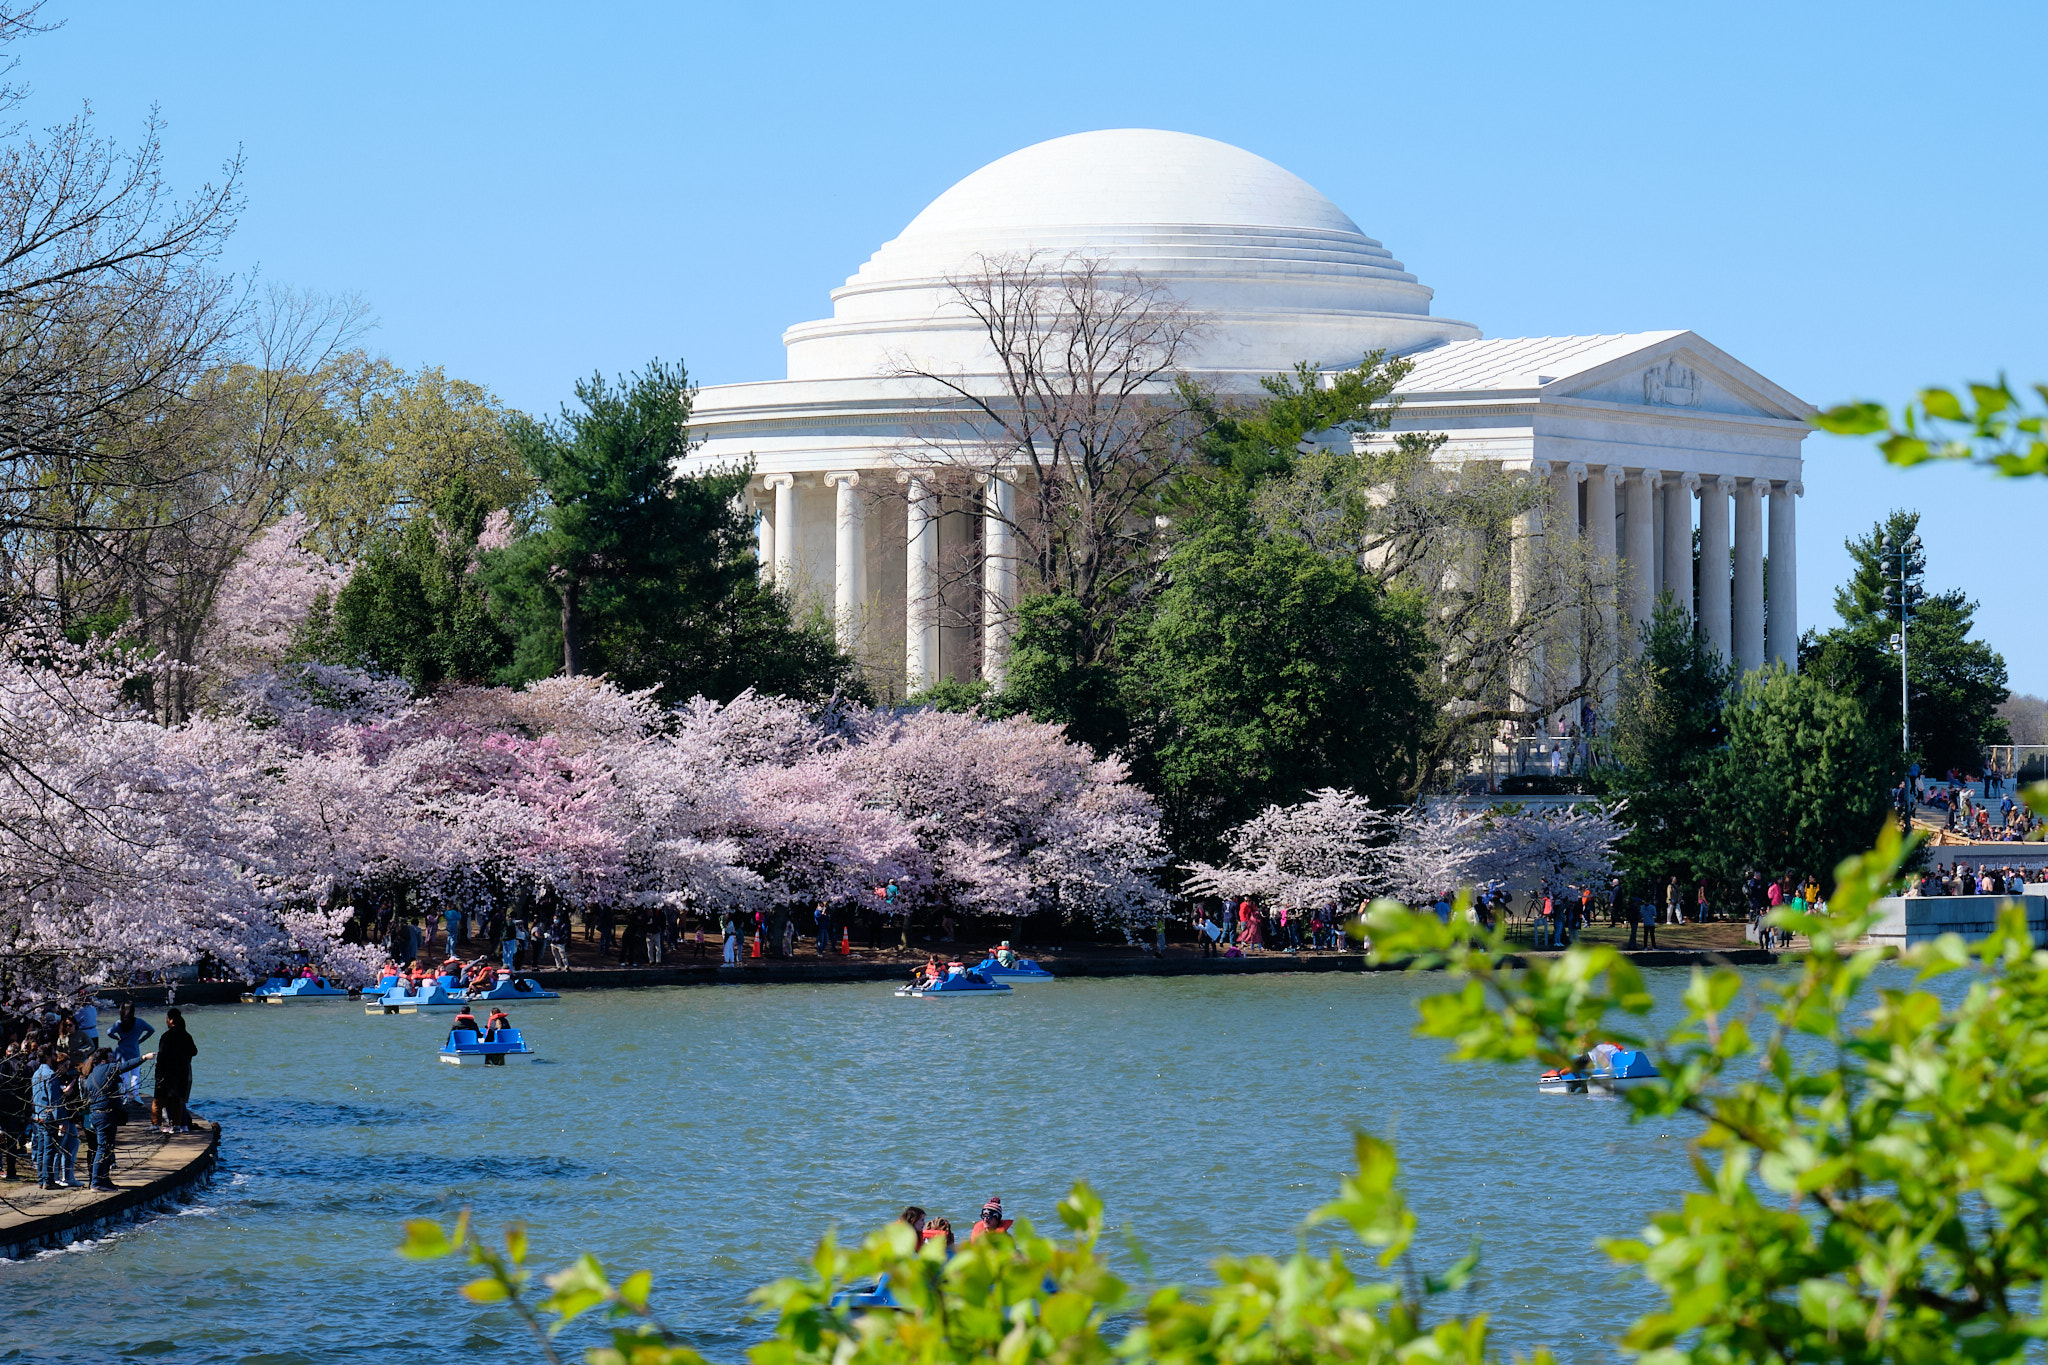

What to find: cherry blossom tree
left=1182, top=788, right=1390, bottom=910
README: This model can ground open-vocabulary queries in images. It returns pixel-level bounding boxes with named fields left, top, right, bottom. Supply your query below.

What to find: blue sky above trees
left=31, top=0, right=2048, bottom=689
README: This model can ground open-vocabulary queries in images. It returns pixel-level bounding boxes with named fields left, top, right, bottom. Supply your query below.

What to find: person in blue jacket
left=30, top=1046, right=64, bottom=1189
left=107, top=1002, right=154, bottom=1107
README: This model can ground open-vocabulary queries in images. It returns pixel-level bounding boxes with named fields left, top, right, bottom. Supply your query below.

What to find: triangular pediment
left=1395, top=331, right=1812, bottom=422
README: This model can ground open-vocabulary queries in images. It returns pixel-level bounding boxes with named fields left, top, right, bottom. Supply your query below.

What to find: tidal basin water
left=0, top=968, right=1786, bottom=1364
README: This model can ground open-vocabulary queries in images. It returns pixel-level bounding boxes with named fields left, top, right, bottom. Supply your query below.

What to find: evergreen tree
left=318, top=478, right=512, bottom=693
left=1607, top=596, right=1731, bottom=889
left=1799, top=509, right=2007, bottom=775
left=489, top=360, right=865, bottom=704
left=1701, top=664, right=1893, bottom=891
left=1119, top=511, right=1429, bottom=860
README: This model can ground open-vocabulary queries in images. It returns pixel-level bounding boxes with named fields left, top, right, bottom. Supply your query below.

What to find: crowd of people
left=0, top=1002, right=198, bottom=1192
left=354, top=891, right=917, bottom=976
left=1188, top=899, right=1350, bottom=957
left=1909, top=863, right=2041, bottom=897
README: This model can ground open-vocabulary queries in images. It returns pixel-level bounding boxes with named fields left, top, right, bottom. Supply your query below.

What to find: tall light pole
left=1883, top=531, right=1920, bottom=758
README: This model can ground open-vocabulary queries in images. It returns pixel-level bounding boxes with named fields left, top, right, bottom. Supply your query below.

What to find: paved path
left=0, top=1120, right=219, bottom=1259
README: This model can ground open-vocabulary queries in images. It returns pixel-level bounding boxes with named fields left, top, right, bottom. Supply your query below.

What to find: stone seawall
left=104, top=945, right=1786, bottom=1008
left=0, top=1121, right=220, bottom=1261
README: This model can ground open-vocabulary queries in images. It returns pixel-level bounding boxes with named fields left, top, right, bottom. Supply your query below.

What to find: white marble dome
left=781, top=129, right=1478, bottom=384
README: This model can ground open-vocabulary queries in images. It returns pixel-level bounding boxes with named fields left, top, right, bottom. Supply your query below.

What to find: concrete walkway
left=0, top=1120, right=219, bottom=1260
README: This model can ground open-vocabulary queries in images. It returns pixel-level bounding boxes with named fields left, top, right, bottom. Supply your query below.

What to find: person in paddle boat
left=1541, top=1051, right=1594, bottom=1084
left=451, top=1005, right=480, bottom=1036
left=298, top=963, right=317, bottom=979
left=994, top=941, right=1020, bottom=968
left=485, top=1008, right=510, bottom=1039
left=922, top=1218, right=956, bottom=1254
left=970, top=1197, right=1012, bottom=1240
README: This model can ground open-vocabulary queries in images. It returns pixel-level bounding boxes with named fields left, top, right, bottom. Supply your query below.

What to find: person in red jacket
left=970, top=1197, right=1012, bottom=1240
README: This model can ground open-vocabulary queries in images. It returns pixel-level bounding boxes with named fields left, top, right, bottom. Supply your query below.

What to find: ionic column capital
left=1784, top=480, right=1805, bottom=497
left=1602, top=465, right=1627, bottom=487
left=762, top=473, right=795, bottom=491
left=824, top=470, right=861, bottom=489
left=1527, top=458, right=1554, bottom=480
left=1703, top=473, right=1731, bottom=495
left=1565, top=461, right=1589, bottom=484
left=1679, top=472, right=1702, bottom=495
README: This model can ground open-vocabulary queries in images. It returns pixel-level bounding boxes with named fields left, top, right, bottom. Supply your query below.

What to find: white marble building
left=682, top=129, right=1811, bottom=700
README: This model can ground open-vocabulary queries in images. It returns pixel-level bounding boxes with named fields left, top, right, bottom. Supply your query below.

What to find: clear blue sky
left=27, top=1, right=2048, bottom=692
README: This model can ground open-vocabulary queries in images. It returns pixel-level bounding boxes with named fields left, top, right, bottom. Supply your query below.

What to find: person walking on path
left=153, top=1009, right=197, bottom=1133
left=79, top=1047, right=151, bottom=1191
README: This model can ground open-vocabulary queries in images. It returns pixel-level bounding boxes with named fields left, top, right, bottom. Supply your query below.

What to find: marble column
left=1661, top=471, right=1696, bottom=619
left=1587, top=466, right=1620, bottom=705
left=1509, top=464, right=1546, bottom=714
left=1767, top=480, right=1802, bottom=671
left=828, top=472, right=863, bottom=651
left=904, top=474, right=938, bottom=692
left=766, top=474, right=797, bottom=589
left=1732, top=478, right=1766, bottom=673
left=1623, top=469, right=1657, bottom=651
left=1698, top=475, right=1731, bottom=660
left=1550, top=463, right=1584, bottom=695
left=753, top=494, right=775, bottom=584
left=980, top=471, right=1015, bottom=687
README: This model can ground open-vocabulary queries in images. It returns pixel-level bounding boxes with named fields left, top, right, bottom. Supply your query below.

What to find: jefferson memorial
left=683, top=129, right=1809, bottom=704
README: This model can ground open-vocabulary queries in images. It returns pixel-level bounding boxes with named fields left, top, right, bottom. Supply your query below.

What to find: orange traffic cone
left=839, top=928, right=851, bottom=956
left=749, top=934, right=761, bottom=959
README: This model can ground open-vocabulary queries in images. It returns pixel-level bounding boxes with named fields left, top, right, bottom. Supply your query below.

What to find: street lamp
left=1882, top=532, right=1921, bottom=758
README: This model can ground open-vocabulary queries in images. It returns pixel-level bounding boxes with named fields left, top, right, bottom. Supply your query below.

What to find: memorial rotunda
left=681, top=129, right=1810, bottom=702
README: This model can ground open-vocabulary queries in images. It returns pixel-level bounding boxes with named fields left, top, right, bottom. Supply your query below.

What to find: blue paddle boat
left=438, top=1026, right=535, bottom=1066
left=465, top=973, right=560, bottom=1003
left=896, top=965, right=1012, bottom=999
left=829, top=1275, right=903, bottom=1311
left=1539, top=1044, right=1660, bottom=1094
left=366, top=975, right=470, bottom=1015
left=971, top=955, right=1054, bottom=984
left=243, top=975, right=352, bottom=1003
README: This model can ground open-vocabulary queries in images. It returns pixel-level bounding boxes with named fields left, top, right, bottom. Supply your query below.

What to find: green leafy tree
left=1179, top=352, right=1415, bottom=493
left=996, top=593, right=1128, bottom=758
left=1120, top=513, right=1429, bottom=858
left=298, top=361, right=537, bottom=561
left=1700, top=664, right=1892, bottom=889
left=490, top=360, right=863, bottom=703
left=1367, top=811, right=2048, bottom=1363
left=312, top=478, right=514, bottom=694
left=1800, top=510, right=2008, bottom=775
left=406, top=1134, right=1505, bottom=1365
left=1817, top=376, right=2048, bottom=476
left=1607, top=595, right=1731, bottom=888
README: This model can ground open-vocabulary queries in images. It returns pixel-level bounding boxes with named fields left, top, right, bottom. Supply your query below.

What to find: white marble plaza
left=682, top=129, right=1810, bottom=701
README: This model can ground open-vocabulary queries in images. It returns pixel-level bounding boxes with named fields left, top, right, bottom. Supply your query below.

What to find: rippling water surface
left=0, top=968, right=1795, bottom=1364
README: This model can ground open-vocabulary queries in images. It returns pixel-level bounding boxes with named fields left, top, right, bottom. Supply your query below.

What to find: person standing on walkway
left=30, top=1046, right=63, bottom=1188
left=79, top=1047, right=151, bottom=1191
left=1639, top=893, right=1658, bottom=949
left=0, top=1037, right=29, bottom=1181
left=722, top=913, right=739, bottom=966
left=108, top=1003, right=154, bottom=1108
left=153, top=1009, right=197, bottom=1134
left=813, top=903, right=830, bottom=957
